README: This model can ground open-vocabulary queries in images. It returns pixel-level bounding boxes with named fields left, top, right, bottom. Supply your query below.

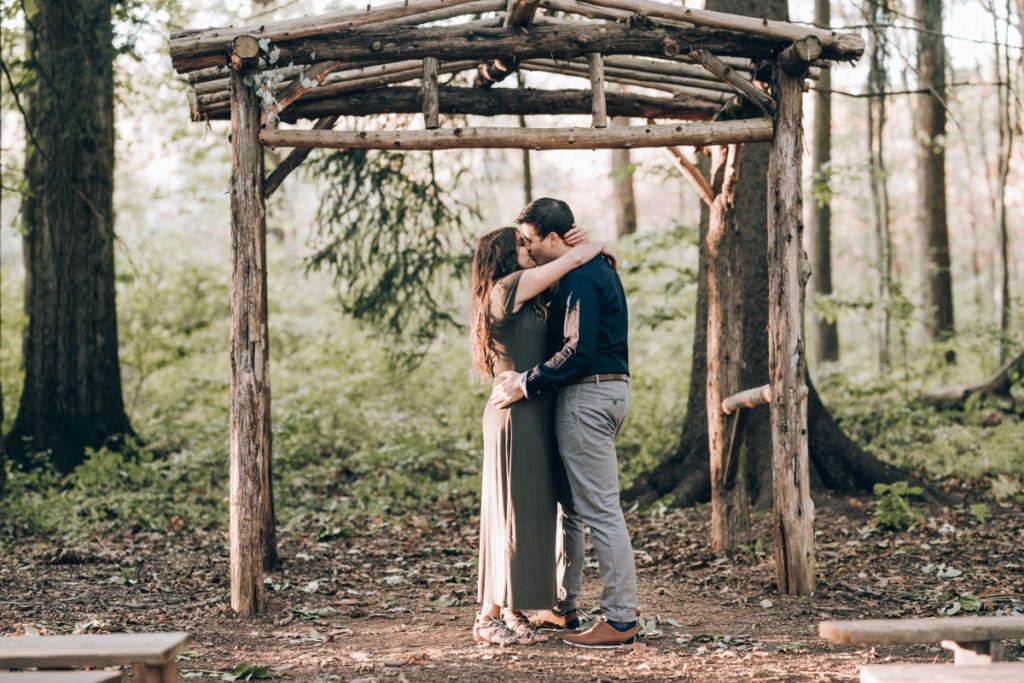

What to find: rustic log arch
left=169, top=0, right=863, bottom=616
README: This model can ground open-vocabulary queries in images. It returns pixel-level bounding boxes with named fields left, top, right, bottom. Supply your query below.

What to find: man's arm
left=490, top=273, right=600, bottom=409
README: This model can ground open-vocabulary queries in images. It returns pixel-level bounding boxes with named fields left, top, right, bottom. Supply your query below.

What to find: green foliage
left=222, top=663, right=271, bottom=681
left=969, top=503, right=991, bottom=524
left=305, top=146, right=479, bottom=365
left=872, top=481, right=923, bottom=531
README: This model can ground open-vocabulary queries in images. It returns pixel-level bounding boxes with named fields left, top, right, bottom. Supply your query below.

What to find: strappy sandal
left=501, top=609, right=549, bottom=645
left=473, top=615, right=519, bottom=646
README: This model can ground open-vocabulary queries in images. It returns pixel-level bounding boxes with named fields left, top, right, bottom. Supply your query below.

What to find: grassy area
left=1, top=224, right=1021, bottom=544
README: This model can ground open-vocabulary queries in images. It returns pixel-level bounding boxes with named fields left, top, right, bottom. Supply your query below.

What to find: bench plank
left=0, top=633, right=191, bottom=668
left=861, top=663, right=1024, bottom=683
left=820, top=617, right=1024, bottom=645
left=0, top=673, right=121, bottom=683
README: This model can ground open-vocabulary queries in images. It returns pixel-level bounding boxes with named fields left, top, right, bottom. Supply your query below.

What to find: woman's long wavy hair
left=468, top=227, right=543, bottom=379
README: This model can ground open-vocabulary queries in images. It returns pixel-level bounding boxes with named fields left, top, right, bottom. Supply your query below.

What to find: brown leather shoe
left=529, top=609, right=581, bottom=630
left=561, top=618, right=639, bottom=649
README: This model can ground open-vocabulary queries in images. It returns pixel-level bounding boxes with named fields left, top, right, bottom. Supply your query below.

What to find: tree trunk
left=517, top=73, right=533, bottom=206
left=706, top=145, right=749, bottom=551
left=866, top=0, right=892, bottom=369
left=992, top=3, right=1014, bottom=363
left=914, top=0, right=954, bottom=356
left=767, top=60, right=815, bottom=595
left=4, top=0, right=133, bottom=473
left=624, top=0, right=913, bottom=513
left=609, top=84, right=638, bottom=238
left=809, top=0, right=839, bottom=366
left=611, top=121, right=638, bottom=238
left=229, top=67, right=271, bottom=616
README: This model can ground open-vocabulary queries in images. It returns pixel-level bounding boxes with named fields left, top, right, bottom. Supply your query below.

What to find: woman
left=469, top=226, right=615, bottom=645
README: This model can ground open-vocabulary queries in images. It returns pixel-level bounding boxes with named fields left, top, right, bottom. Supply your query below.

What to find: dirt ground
left=2, top=493, right=1022, bottom=682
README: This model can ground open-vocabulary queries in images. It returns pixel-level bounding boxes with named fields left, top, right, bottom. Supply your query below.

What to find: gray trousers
left=553, top=379, right=637, bottom=622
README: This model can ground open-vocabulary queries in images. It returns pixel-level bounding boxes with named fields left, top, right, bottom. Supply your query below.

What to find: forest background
left=0, top=0, right=1022, bottom=545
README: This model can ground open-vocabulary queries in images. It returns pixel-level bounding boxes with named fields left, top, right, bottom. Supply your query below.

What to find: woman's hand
left=601, top=244, right=618, bottom=270
left=563, top=223, right=589, bottom=246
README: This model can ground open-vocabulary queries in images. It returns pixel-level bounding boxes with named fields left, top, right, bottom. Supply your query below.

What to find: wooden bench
left=0, top=673, right=121, bottom=683
left=820, top=616, right=1024, bottom=665
left=860, top=663, right=1024, bottom=683
left=0, top=632, right=191, bottom=683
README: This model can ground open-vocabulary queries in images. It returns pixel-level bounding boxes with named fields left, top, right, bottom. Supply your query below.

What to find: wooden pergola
left=170, top=0, right=864, bottom=617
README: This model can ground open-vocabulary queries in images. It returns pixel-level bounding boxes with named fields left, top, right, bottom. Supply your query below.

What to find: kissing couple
left=469, top=197, right=639, bottom=648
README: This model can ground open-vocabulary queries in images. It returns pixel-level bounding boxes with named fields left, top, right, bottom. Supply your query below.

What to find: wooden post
left=766, top=60, right=815, bottom=595
left=706, top=143, right=749, bottom=553
left=422, top=56, right=440, bottom=128
left=229, top=58, right=270, bottom=617
left=588, top=53, right=607, bottom=128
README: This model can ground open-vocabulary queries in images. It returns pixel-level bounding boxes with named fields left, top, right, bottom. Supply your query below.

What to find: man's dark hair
left=515, top=197, right=575, bottom=239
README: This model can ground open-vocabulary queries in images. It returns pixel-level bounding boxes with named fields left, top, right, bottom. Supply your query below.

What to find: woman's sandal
left=473, top=615, right=520, bottom=646
left=501, top=609, right=549, bottom=645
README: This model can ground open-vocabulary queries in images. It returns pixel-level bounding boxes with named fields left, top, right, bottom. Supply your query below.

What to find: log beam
left=688, top=48, right=775, bottom=115
left=505, top=0, right=541, bottom=26
left=260, top=118, right=774, bottom=151
left=779, top=36, right=823, bottom=75
left=589, top=53, right=608, bottom=127
left=582, top=0, right=862, bottom=53
left=202, top=86, right=723, bottom=122
left=422, top=57, right=440, bottom=128
left=665, top=146, right=714, bottom=205
left=767, top=60, right=815, bottom=596
left=264, top=115, right=339, bottom=198
left=172, top=23, right=863, bottom=74
left=721, top=384, right=772, bottom=415
left=228, top=66, right=270, bottom=618
left=171, top=0, right=502, bottom=69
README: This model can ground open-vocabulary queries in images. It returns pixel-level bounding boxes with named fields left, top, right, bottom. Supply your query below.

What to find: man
left=491, top=197, right=639, bottom=648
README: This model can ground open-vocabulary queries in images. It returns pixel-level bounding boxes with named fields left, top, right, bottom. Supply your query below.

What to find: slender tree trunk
left=609, top=84, right=638, bottom=238
left=517, top=72, right=533, bottom=205
left=865, top=0, right=892, bottom=369
left=992, top=2, right=1014, bottom=363
left=625, top=0, right=913, bottom=513
left=706, top=145, right=749, bottom=551
left=5, top=0, right=133, bottom=472
left=229, top=67, right=271, bottom=617
left=768, top=60, right=815, bottom=595
left=915, top=0, right=955, bottom=358
left=809, top=0, right=839, bottom=366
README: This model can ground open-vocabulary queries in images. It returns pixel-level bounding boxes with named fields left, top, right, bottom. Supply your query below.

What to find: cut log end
left=779, top=36, right=822, bottom=75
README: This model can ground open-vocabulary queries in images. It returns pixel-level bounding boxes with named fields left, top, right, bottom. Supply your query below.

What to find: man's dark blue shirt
left=523, top=257, right=629, bottom=397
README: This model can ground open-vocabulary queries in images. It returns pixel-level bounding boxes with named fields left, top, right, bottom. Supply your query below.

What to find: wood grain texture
left=721, top=384, right=771, bottom=415
left=706, top=143, right=750, bottom=552
left=0, top=674, right=121, bottom=683
left=0, top=633, right=191, bottom=667
left=767, top=62, right=815, bottom=596
left=860, top=663, right=1024, bottom=683
left=229, top=68, right=270, bottom=617
left=422, top=57, right=440, bottom=129
left=588, top=53, right=608, bottom=127
left=819, top=617, right=1024, bottom=645
left=260, top=118, right=773, bottom=150
left=172, top=23, right=858, bottom=73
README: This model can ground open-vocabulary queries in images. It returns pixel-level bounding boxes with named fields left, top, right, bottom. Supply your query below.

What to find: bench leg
left=133, top=662, right=177, bottom=682
left=940, top=639, right=1005, bottom=665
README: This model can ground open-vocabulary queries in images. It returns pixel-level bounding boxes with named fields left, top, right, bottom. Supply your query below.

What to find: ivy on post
left=229, top=34, right=271, bottom=617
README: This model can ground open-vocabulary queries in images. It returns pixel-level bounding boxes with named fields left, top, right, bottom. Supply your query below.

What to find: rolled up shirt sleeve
left=523, top=275, right=599, bottom=397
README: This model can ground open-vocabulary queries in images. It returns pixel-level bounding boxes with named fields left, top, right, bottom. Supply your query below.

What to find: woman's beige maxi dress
left=477, top=271, right=562, bottom=610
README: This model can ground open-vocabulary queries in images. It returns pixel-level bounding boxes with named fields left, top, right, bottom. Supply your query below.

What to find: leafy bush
left=872, top=481, right=923, bottom=531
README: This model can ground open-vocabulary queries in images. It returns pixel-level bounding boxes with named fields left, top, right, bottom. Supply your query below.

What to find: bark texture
left=809, top=0, right=839, bottom=366
left=5, top=0, right=133, bottom=473
left=623, top=0, right=912, bottom=513
left=767, top=62, right=815, bottom=595
left=229, top=68, right=272, bottom=617
left=914, top=0, right=954, bottom=351
left=706, top=145, right=750, bottom=551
